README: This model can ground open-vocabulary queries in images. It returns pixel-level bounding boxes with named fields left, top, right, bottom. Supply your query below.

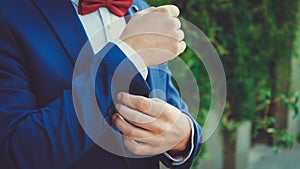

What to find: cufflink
left=133, top=5, right=139, bottom=12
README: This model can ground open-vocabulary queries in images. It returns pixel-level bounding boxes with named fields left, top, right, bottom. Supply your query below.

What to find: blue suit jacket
left=0, top=0, right=202, bottom=169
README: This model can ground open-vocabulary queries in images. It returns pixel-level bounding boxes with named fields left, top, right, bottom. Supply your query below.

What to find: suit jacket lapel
left=31, top=0, right=156, bottom=168
left=31, top=0, right=88, bottom=65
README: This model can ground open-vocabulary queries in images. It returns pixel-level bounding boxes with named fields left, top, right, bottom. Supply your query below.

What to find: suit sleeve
left=126, top=0, right=203, bottom=167
left=153, top=64, right=202, bottom=169
left=0, top=15, right=145, bottom=169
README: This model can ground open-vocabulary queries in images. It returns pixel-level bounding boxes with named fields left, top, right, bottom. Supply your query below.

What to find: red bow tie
left=78, top=0, right=133, bottom=17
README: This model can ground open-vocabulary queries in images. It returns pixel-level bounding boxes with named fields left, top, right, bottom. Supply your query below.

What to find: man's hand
left=112, top=92, right=192, bottom=156
left=120, top=5, right=186, bottom=67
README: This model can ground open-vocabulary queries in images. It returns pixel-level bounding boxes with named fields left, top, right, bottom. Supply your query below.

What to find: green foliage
left=146, top=0, right=299, bottom=119
left=289, top=92, right=300, bottom=118
left=146, top=0, right=300, bottom=168
left=269, top=129, right=294, bottom=153
left=252, top=91, right=299, bottom=150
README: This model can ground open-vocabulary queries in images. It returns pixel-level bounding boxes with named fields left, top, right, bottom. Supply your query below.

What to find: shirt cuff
left=115, top=40, right=148, bottom=80
left=163, top=115, right=195, bottom=166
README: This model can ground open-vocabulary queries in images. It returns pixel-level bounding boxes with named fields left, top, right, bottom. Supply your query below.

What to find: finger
left=115, top=103, right=170, bottom=134
left=165, top=17, right=181, bottom=30
left=115, top=103, right=157, bottom=124
left=170, top=29, right=184, bottom=41
left=173, top=18, right=181, bottom=29
left=123, top=136, right=159, bottom=155
left=177, top=41, right=186, bottom=55
left=112, top=113, right=152, bottom=139
left=152, top=5, right=180, bottom=17
left=117, top=92, right=166, bottom=117
left=178, top=29, right=185, bottom=41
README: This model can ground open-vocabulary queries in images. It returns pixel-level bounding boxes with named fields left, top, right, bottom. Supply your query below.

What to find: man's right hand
left=120, top=5, right=186, bottom=67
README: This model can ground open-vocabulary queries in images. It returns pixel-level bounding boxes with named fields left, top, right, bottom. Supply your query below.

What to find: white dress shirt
left=71, top=0, right=193, bottom=165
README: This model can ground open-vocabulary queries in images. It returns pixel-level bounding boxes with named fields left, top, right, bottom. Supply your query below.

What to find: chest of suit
left=1, top=0, right=168, bottom=108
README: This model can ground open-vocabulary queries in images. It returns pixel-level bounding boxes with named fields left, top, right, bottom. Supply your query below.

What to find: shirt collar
left=71, top=0, right=79, bottom=6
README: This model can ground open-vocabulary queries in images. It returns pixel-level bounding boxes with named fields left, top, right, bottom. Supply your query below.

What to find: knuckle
left=152, top=121, right=166, bottom=133
left=157, top=7, right=168, bottom=14
left=127, top=130, right=135, bottom=137
left=178, top=41, right=186, bottom=54
left=164, top=122, right=172, bottom=130
left=160, top=124, right=172, bottom=134
left=156, top=124, right=167, bottom=134
left=114, top=117, right=120, bottom=126
left=178, top=30, right=185, bottom=40
left=136, top=97, right=150, bottom=110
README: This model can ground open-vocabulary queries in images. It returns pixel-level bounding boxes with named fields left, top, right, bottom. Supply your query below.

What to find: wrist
left=173, top=129, right=191, bottom=151
left=167, top=133, right=191, bottom=157
left=170, top=115, right=192, bottom=152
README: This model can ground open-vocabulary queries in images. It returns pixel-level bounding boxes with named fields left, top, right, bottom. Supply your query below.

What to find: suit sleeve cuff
left=115, top=40, right=148, bottom=79
left=163, top=115, right=195, bottom=166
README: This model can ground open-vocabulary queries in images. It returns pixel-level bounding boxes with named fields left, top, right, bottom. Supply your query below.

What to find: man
left=0, top=0, right=202, bottom=168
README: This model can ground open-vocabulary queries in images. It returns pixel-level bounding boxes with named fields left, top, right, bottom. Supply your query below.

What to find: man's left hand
left=112, top=92, right=192, bottom=156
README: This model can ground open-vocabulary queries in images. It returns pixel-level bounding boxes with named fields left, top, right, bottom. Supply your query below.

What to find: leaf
left=294, top=94, right=299, bottom=104
left=281, top=94, right=289, bottom=104
left=265, top=90, right=271, bottom=99
left=293, top=105, right=299, bottom=119
left=263, top=117, right=276, bottom=127
left=266, top=128, right=276, bottom=134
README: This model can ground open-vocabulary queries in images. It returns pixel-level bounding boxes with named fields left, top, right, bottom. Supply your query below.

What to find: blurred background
left=146, top=0, right=300, bottom=169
